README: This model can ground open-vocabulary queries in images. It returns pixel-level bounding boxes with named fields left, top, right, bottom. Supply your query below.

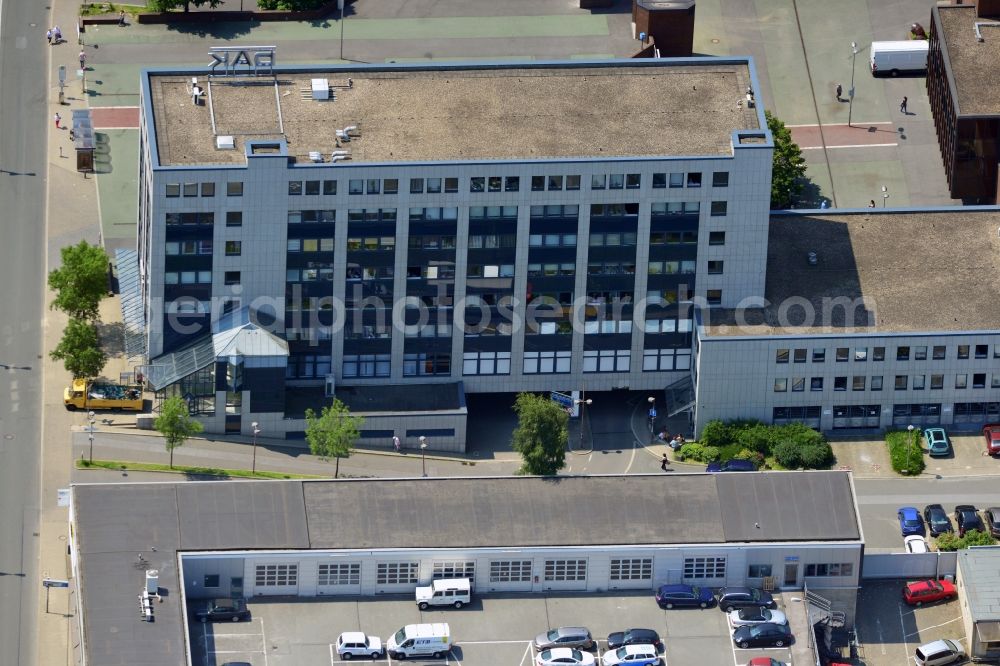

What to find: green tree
left=50, top=318, right=107, bottom=379
left=936, top=529, right=996, bottom=551
left=154, top=396, right=203, bottom=468
left=148, top=0, right=223, bottom=12
left=305, top=399, right=363, bottom=478
left=47, top=240, right=108, bottom=320
left=766, top=111, right=807, bottom=209
left=511, top=392, right=568, bottom=475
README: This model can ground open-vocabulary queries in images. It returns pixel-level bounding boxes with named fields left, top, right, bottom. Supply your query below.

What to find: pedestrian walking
left=53, top=113, right=61, bottom=129
left=835, top=83, right=843, bottom=101
left=46, top=29, right=52, bottom=45
left=868, top=199, right=876, bottom=208
left=118, top=10, right=126, bottom=26
left=900, top=96, right=908, bottom=113
left=392, top=435, right=401, bottom=452
left=660, top=454, right=669, bottom=471
left=53, top=25, right=61, bottom=43
left=79, top=50, right=86, bottom=69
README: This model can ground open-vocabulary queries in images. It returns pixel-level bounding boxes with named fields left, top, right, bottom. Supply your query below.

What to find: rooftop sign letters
left=208, top=46, right=276, bottom=76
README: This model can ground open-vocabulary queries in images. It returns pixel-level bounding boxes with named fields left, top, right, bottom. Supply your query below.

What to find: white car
left=905, top=535, right=930, bottom=554
left=535, top=647, right=596, bottom=666
left=729, top=607, right=788, bottom=627
left=601, top=644, right=661, bottom=665
left=335, top=631, right=383, bottom=660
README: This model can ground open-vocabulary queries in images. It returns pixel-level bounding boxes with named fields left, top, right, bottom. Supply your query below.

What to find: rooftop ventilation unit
left=311, top=78, right=330, bottom=100
left=308, top=151, right=323, bottom=163
left=216, top=135, right=235, bottom=150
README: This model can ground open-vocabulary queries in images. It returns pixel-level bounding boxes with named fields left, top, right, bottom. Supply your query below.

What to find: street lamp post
left=647, top=396, right=657, bottom=442
left=251, top=422, right=260, bottom=476
left=419, top=436, right=428, bottom=477
left=87, top=410, right=96, bottom=462
left=339, top=0, right=346, bottom=61
left=573, top=392, right=593, bottom=451
left=907, top=424, right=917, bottom=471
left=848, top=41, right=859, bottom=127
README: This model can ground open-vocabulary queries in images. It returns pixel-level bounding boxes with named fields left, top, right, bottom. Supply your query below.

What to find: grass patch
left=79, top=3, right=144, bottom=17
left=76, top=458, right=329, bottom=479
left=885, top=430, right=925, bottom=476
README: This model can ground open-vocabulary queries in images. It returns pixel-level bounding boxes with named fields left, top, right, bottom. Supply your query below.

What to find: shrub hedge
left=885, top=430, right=926, bottom=476
left=935, top=529, right=995, bottom=551
left=682, top=420, right=833, bottom=470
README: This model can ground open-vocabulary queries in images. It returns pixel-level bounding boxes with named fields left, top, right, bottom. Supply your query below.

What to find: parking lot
left=189, top=591, right=808, bottom=666
left=853, top=581, right=965, bottom=666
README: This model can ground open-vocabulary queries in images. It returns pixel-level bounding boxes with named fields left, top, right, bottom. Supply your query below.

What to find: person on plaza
left=900, top=96, right=908, bottom=114
left=53, top=25, right=62, bottom=43
left=392, top=435, right=401, bottom=453
left=868, top=199, right=876, bottom=208
left=835, top=83, right=843, bottom=101
left=79, top=50, right=86, bottom=70
left=118, top=10, right=126, bottom=26
left=660, top=454, right=669, bottom=471
left=46, top=29, right=52, bottom=45
left=53, top=112, right=61, bottom=129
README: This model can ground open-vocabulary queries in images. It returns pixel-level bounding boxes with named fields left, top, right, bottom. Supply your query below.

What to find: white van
left=385, top=623, right=451, bottom=660
left=870, top=40, right=929, bottom=76
left=415, top=578, right=472, bottom=609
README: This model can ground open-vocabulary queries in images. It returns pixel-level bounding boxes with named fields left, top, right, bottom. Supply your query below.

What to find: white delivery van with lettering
left=415, top=578, right=472, bottom=609
left=870, top=40, right=928, bottom=76
left=385, top=623, right=451, bottom=659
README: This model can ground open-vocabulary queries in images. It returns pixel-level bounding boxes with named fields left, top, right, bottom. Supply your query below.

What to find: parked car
left=983, top=423, right=1000, bottom=456
left=601, top=645, right=661, bottom=665
left=718, top=587, right=775, bottom=612
left=607, top=628, right=662, bottom=651
left=923, top=504, right=954, bottom=536
left=913, top=638, right=965, bottom=665
left=534, top=627, right=594, bottom=651
left=706, top=459, right=758, bottom=472
left=898, top=506, right=925, bottom=536
left=195, top=598, right=251, bottom=623
left=747, top=659, right=786, bottom=666
left=905, top=535, right=929, bottom=553
left=729, top=607, right=787, bottom=627
left=655, top=584, right=715, bottom=609
left=732, top=623, right=792, bottom=649
left=985, top=508, right=1000, bottom=538
left=923, top=428, right=951, bottom=457
left=903, top=579, right=957, bottom=606
left=955, top=504, right=986, bottom=537
left=535, top=648, right=596, bottom=666
left=335, top=632, right=383, bottom=660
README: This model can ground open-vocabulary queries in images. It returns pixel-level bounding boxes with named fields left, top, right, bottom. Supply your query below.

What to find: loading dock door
left=252, top=564, right=299, bottom=596
left=543, top=559, right=588, bottom=591
left=487, top=560, right=533, bottom=592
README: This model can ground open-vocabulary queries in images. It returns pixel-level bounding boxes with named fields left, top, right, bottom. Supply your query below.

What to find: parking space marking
left=903, top=615, right=963, bottom=639
left=898, top=603, right=909, bottom=660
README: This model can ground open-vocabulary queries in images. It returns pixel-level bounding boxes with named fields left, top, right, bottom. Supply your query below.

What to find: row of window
left=246, top=556, right=845, bottom=589
left=777, top=344, right=997, bottom=364
left=165, top=182, right=243, bottom=198
left=774, top=373, right=996, bottom=392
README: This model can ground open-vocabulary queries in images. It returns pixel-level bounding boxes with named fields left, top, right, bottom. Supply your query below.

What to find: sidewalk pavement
left=37, top=3, right=107, bottom=666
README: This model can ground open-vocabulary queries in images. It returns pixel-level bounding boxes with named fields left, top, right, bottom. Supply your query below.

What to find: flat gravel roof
left=937, top=5, right=1000, bottom=116
left=704, top=209, right=1000, bottom=336
left=147, top=60, right=759, bottom=166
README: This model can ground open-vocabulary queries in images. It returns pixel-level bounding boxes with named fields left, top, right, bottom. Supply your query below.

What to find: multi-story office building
left=131, top=54, right=771, bottom=440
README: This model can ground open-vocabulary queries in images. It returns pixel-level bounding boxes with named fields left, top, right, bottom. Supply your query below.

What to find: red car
left=903, top=579, right=957, bottom=606
left=984, top=424, right=1000, bottom=455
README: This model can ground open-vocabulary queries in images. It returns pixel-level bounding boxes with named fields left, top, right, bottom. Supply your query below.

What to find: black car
left=732, top=622, right=792, bottom=649
left=923, top=504, right=954, bottom=536
left=607, top=628, right=662, bottom=651
left=955, top=504, right=986, bottom=537
left=985, top=508, right=1000, bottom=538
left=195, top=598, right=251, bottom=623
left=718, top=587, right=775, bottom=612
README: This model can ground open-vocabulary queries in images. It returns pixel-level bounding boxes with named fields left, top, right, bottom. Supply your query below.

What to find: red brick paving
left=89, top=106, right=139, bottom=129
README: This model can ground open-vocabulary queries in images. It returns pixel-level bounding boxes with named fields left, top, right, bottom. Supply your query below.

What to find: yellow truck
left=63, top=379, right=143, bottom=411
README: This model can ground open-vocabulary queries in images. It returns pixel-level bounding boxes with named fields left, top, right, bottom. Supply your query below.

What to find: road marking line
left=904, top=615, right=963, bottom=637
left=208, top=650, right=266, bottom=654
left=261, top=616, right=269, bottom=666
left=329, top=642, right=335, bottom=666
left=801, top=143, right=899, bottom=150
left=786, top=122, right=895, bottom=127
left=458, top=640, right=534, bottom=645
left=898, top=603, right=909, bottom=660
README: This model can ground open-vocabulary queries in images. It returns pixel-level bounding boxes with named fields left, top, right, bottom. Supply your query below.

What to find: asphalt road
left=0, top=0, right=48, bottom=663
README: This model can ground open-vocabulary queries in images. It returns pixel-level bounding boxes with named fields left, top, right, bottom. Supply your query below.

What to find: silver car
left=533, top=626, right=594, bottom=651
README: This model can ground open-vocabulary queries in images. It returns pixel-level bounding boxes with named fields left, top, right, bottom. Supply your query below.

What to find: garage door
left=543, top=559, right=587, bottom=591
left=316, top=562, right=361, bottom=596
left=487, top=559, right=533, bottom=592
left=375, top=561, right=419, bottom=594
left=253, top=563, right=299, bottom=596
left=608, top=558, right=653, bottom=590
